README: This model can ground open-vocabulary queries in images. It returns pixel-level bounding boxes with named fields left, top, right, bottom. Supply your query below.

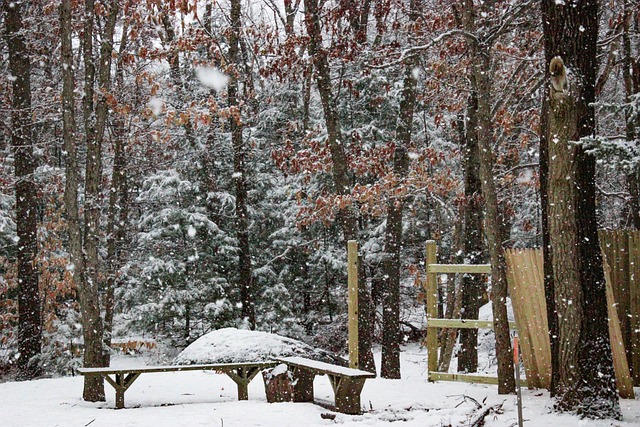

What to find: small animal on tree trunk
left=549, top=56, right=567, bottom=92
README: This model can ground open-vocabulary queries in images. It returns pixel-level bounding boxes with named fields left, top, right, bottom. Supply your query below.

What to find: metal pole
left=514, top=334, right=524, bottom=426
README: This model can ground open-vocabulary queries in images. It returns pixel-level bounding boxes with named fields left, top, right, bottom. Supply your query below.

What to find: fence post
left=348, top=240, right=359, bottom=369
left=426, top=240, right=438, bottom=379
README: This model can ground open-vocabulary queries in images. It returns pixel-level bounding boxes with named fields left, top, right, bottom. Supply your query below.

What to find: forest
left=1, top=0, right=638, bottom=420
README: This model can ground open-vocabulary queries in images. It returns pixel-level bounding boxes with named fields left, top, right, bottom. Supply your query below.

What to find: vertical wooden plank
left=531, top=248, right=551, bottom=388
left=630, top=231, right=640, bottom=385
left=506, top=248, right=551, bottom=389
left=604, top=260, right=635, bottom=398
left=426, top=240, right=438, bottom=378
left=347, top=240, right=358, bottom=369
left=619, top=231, right=631, bottom=362
left=506, top=249, right=539, bottom=387
left=523, top=249, right=546, bottom=388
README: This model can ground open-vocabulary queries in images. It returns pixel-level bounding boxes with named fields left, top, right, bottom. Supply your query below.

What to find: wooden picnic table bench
left=78, top=361, right=277, bottom=409
left=275, top=356, right=375, bottom=415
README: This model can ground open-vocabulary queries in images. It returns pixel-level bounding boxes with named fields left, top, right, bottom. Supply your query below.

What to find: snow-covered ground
left=1, top=344, right=638, bottom=427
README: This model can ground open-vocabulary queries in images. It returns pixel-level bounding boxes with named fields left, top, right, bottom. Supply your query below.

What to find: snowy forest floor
left=1, top=344, right=639, bottom=427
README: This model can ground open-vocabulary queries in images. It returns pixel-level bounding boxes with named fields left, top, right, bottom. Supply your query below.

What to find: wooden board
left=427, top=264, right=491, bottom=274
left=505, top=249, right=551, bottom=389
left=603, top=259, right=635, bottom=399
left=427, top=318, right=517, bottom=330
left=631, top=231, right=640, bottom=385
left=425, top=241, right=439, bottom=376
left=600, top=230, right=640, bottom=387
left=429, top=371, right=528, bottom=387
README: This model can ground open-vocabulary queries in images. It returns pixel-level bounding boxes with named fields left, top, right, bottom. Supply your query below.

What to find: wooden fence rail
left=424, top=233, right=639, bottom=396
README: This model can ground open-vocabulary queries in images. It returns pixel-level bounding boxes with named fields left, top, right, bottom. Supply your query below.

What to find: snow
left=276, top=356, right=375, bottom=377
left=173, top=327, right=343, bottom=365
left=1, top=344, right=639, bottom=427
left=195, top=66, right=229, bottom=91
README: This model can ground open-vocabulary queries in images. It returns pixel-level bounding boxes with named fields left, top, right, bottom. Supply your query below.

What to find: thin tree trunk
left=303, top=0, right=373, bottom=369
left=539, top=87, right=559, bottom=396
left=229, top=0, right=256, bottom=329
left=104, top=22, right=130, bottom=365
left=622, top=0, right=640, bottom=229
left=79, top=0, right=118, bottom=401
left=5, top=0, right=42, bottom=380
left=61, top=0, right=101, bottom=401
left=458, top=87, right=485, bottom=374
left=475, top=47, right=515, bottom=395
left=381, top=33, right=418, bottom=379
left=460, top=0, right=515, bottom=394
left=302, top=0, right=358, bottom=242
left=358, top=255, right=375, bottom=374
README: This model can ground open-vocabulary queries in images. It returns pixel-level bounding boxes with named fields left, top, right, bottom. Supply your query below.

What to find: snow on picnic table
left=0, top=343, right=639, bottom=427
left=173, top=327, right=344, bottom=365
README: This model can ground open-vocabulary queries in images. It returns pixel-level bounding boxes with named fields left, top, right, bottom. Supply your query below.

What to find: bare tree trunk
left=458, top=87, right=485, bottom=374
left=381, top=16, right=418, bottom=377
left=547, top=72, right=582, bottom=401
left=622, top=0, right=640, bottom=229
left=303, top=0, right=373, bottom=369
left=539, top=88, right=559, bottom=396
left=302, top=0, right=358, bottom=242
left=79, top=0, right=118, bottom=401
left=459, top=0, right=515, bottom=394
left=228, top=0, right=256, bottom=329
left=542, top=0, right=620, bottom=417
left=5, top=0, right=42, bottom=380
left=357, top=256, right=376, bottom=374
left=61, top=0, right=100, bottom=401
left=104, top=22, right=130, bottom=365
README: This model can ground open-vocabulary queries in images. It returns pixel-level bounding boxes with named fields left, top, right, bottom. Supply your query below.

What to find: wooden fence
left=424, top=235, right=639, bottom=397
left=600, top=230, right=640, bottom=387
left=424, top=241, right=520, bottom=386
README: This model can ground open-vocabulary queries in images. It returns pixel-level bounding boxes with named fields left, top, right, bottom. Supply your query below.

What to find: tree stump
left=262, top=364, right=294, bottom=403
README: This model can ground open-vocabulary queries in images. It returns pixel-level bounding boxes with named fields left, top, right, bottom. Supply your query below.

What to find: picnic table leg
left=328, top=375, right=366, bottom=415
left=226, top=367, right=262, bottom=400
left=115, top=374, right=125, bottom=409
left=103, top=373, right=141, bottom=409
left=290, top=368, right=315, bottom=402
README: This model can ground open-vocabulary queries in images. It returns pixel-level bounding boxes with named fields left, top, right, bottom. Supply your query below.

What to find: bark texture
left=228, top=0, right=256, bottom=329
left=542, top=0, right=621, bottom=418
left=458, top=88, right=485, bottom=374
left=459, top=0, right=515, bottom=394
left=5, top=0, right=42, bottom=380
left=303, top=0, right=373, bottom=369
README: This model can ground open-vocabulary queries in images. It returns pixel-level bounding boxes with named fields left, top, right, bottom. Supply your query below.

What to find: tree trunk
left=303, top=0, right=373, bottom=367
left=104, top=22, right=130, bottom=365
left=539, top=86, right=559, bottom=396
left=78, top=0, right=118, bottom=401
left=228, top=0, right=256, bottom=329
left=5, top=0, right=42, bottom=380
left=381, top=39, right=418, bottom=379
left=458, top=86, right=485, bottom=374
left=358, top=255, right=376, bottom=374
left=474, top=47, right=515, bottom=395
left=302, top=0, right=358, bottom=242
left=61, top=0, right=99, bottom=401
left=622, top=1, right=640, bottom=229
left=460, top=0, right=515, bottom=394
left=542, top=0, right=621, bottom=418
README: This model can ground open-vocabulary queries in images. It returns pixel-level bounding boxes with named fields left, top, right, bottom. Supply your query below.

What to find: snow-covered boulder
left=173, top=327, right=345, bottom=365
